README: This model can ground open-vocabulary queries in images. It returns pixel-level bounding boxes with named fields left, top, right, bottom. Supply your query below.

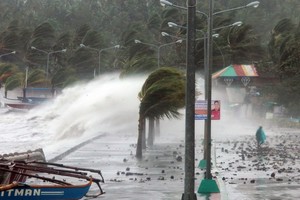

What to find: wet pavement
left=46, top=133, right=222, bottom=200
left=214, top=130, right=300, bottom=200
left=44, top=128, right=300, bottom=200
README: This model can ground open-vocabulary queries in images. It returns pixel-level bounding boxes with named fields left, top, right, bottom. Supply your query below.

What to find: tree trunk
left=136, top=114, right=145, bottom=159
left=23, top=88, right=26, bottom=99
left=155, top=118, right=160, bottom=136
left=147, top=117, right=155, bottom=147
left=142, top=118, right=146, bottom=149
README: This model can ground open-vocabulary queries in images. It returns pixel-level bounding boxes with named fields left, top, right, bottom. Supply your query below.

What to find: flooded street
left=214, top=131, right=300, bottom=200
left=1, top=74, right=300, bottom=199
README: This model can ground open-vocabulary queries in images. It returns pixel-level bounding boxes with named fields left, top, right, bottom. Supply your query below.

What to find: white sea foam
left=0, top=72, right=261, bottom=156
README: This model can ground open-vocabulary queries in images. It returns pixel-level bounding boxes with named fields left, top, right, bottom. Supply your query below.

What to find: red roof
left=212, top=64, right=259, bottom=79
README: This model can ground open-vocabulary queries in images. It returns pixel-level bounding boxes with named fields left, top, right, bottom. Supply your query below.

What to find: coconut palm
left=0, top=62, right=49, bottom=98
left=268, top=19, right=300, bottom=116
left=51, top=67, right=77, bottom=88
left=136, top=67, right=185, bottom=159
left=4, top=72, right=23, bottom=97
left=0, top=63, right=20, bottom=97
left=222, top=24, right=265, bottom=66
left=268, top=18, right=295, bottom=65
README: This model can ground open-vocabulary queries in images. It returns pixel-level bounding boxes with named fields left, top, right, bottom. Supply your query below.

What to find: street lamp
left=161, top=32, right=221, bottom=68
left=166, top=22, right=233, bottom=76
left=161, top=0, right=260, bottom=196
left=162, top=31, right=219, bottom=41
left=183, top=1, right=197, bottom=199
left=201, top=0, right=259, bottom=193
left=168, top=21, right=242, bottom=32
left=0, top=51, right=16, bottom=58
left=31, top=46, right=67, bottom=79
left=213, top=21, right=242, bottom=30
left=162, top=32, right=224, bottom=71
left=161, top=31, right=176, bottom=38
left=80, top=44, right=120, bottom=75
left=213, top=1, right=260, bottom=15
left=134, top=39, right=183, bottom=68
left=161, top=0, right=260, bottom=16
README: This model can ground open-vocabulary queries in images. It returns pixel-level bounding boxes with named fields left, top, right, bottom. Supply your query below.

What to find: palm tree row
left=267, top=19, right=300, bottom=116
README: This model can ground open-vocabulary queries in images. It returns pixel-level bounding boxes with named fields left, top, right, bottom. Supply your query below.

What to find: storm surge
left=29, top=73, right=146, bottom=141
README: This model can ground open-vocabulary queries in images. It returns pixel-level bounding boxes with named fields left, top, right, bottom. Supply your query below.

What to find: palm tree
left=120, top=55, right=157, bottom=77
left=222, top=24, right=265, bottom=66
left=4, top=72, right=23, bottom=97
left=268, top=18, right=300, bottom=116
left=136, top=67, right=185, bottom=159
left=0, top=63, right=20, bottom=97
left=0, top=62, right=51, bottom=98
left=51, top=67, right=77, bottom=88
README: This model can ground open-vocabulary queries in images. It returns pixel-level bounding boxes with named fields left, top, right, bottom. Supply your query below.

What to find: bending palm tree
left=136, top=67, right=185, bottom=159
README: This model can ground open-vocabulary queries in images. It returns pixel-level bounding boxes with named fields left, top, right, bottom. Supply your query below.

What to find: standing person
left=256, top=126, right=266, bottom=148
left=211, top=100, right=220, bottom=120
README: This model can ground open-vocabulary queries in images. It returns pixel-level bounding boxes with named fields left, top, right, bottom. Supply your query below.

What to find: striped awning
left=212, top=64, right=259, bottom=79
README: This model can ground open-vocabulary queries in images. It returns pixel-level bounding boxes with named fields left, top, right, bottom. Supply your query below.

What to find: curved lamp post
left=134, top=39, right=182, bottom=68
left=0, top=51, right=16, bottom=58
left=162, top=31, right=219, bottom=41
left=167, top=20, right=239, bottom=78
left=161, top=0, right=260, bottom=196
left=80, top=44, right=120, bottom=75
left=31, top=46, right=67, bottom=79
left=161, top=0, right=259, bottom=16
left=162, top=32, right=222, bottom=70
left=168, top=21, right=242, bottom=31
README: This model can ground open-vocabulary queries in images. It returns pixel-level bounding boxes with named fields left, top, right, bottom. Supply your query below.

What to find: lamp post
left=161, top=31, right=181, bottom=39
left=167, top=20, right=240, bottom=90
left=168, top=21, right=242, bottom=32
left=206, top=0, right=214, bottom=183
left=161, top=0, right=259, bottom=16
left=80, top=44, right=120, bottom=75
left=162, top=31, right=219, bottom=41
left=202, top=0, right=259, bottom=193
left=162, top=32, right=222, bottom=74
left=31, top=47, right=67, bottom=79
left=134, top=39, right=182, bottom=68
left=168, top=21, right=239, bottom=72
left=161, top=0, right=260, bottom=195
left=0, top=51, right=16, bottom=58
left=182, top=0, right=196, bottom=199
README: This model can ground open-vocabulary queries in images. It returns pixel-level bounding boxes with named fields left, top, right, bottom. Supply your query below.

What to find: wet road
left=47, top=129, right=300, bottom=200
left=47, top=133, right=222, bottom=200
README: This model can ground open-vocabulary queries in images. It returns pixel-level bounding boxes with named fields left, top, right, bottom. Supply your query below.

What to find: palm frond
left=139, top=67, right=185, bottom=120
left=5, top=72, right=23, bottom=90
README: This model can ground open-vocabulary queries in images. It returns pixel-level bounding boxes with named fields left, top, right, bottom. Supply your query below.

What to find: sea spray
left=29, top=74, right=146, bottom=140
left=0, top=72, right=258, bottom=156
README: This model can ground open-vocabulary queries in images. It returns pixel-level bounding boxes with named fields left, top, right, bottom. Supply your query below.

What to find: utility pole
left=198, top=0, right=219, bottom=193
left=206, top=0, right=213, bottom=180
left=182, top=0, right=197, bottom=199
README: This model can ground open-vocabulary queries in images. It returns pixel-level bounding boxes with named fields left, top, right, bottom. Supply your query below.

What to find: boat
left=3, top=99, right=40, bottom=110
left=2, top=87, right=57, bottom=110
left=1, top=68, right=60, bottom=110
left=0, top=179, right=92, bottom=200
left=0, top=149, right=45, bottom=163
left=0, top=159, right=105, bottom=199
left=0, top=149, right=46, bottom=184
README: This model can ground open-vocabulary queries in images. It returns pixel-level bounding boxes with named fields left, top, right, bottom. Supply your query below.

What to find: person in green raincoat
left=256, top=126, right=266, bottom=147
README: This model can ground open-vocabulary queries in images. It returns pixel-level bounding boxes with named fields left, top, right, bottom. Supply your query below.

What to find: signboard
left=195, top=100, right=221, bottom=120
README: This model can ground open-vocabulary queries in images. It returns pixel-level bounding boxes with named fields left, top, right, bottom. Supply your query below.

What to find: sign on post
left=195, top=100, right=221, bottom=120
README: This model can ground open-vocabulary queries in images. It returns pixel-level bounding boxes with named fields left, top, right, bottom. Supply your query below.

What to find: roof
left=212, top=64, right=259, bottom=79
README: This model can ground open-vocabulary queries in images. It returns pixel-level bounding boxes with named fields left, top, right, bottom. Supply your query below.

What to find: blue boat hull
left=0, top=181, right=91, bottom=200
